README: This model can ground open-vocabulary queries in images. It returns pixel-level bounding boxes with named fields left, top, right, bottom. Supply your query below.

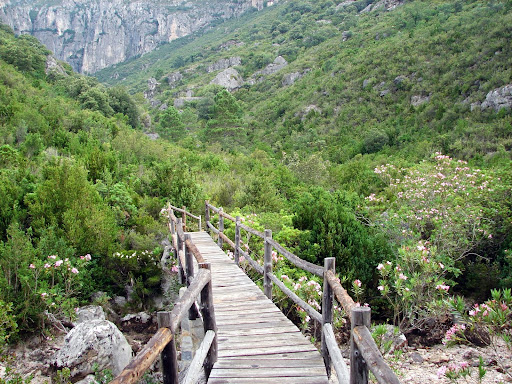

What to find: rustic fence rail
left=204, top=201, right=401, bottom=384
left=111, top=207, right=216, bottom=384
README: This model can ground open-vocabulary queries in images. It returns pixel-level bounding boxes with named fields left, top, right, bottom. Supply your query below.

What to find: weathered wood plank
left=210, top=367, right=327, bottom=378
left=208, top=376, right=329, bottom=383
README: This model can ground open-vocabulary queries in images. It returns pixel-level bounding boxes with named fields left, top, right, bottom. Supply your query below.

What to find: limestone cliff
left=0, top=0, right=270, bottom=73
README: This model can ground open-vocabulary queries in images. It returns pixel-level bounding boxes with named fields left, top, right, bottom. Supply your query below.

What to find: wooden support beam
left=352, top=326, right=402, bottom=384
left=235, top=216, right=241, bottom=266
left=350, top=307, right=371, bottom=384
left=158, top=313, right=179, bottom=384
left=264, top=229, right=273, bottom=300
left=322, top=257, right=335, bottom=377
left=183, top=330, right=216, bottom=384
left=218, top=208, right=224, bottom=249
left=199, top=263, right=218, bottom=379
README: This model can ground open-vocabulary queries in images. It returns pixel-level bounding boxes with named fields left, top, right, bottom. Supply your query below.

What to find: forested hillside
left=0, top=0, right=511, bottom=363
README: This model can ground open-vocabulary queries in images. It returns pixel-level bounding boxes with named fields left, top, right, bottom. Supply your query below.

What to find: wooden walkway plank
left=188, top=232, right=329, bottom=384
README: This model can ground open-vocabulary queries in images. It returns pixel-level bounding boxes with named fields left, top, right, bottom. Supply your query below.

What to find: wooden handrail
left=168, top=204, right=201, bottom=221
left=110, top=327, right=174, bottom=384
left=267, top=238, right=324, bottom=278
left=325, top=270, right=357, bottom=323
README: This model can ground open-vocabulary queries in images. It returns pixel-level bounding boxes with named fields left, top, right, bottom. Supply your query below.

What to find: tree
left=205, top=89, right=245, bottom=145
left=158, top=106, right=186, bottom=140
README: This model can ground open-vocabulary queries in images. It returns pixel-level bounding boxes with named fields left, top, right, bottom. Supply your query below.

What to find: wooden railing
left=205, top=201, right=401, bottom=384
left=111, top=205, right=216, bottom=384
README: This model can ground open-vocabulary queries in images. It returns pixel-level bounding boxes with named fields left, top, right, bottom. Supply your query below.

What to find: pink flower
left=436, top=284, right=450, bottom=292
left=29, top=264, right=35, bottom=269
left=71, top=267, right=79, bottom=274
left=85, top=254, right=91, bottom=261
left=377, top=263, right=384, bottom=270
left=55, top=260, right=63, bottom=267
left=48, top=255, right=57, bottom=259
left=398, top=273, right=407, bottom=280
left=377, top=285, right=384, bottom=291
left=437, top=366, right=447, bottom=378
left=44, top=263, right=51, bottom=269
left=171, top=266, right=179, bottom=273
left=281, top=275, right=290, bottom=280
left=41, top=292, right=47, bottom=297
left=354, top=279, right=362, bottom=288
left=438, top=262, right=445, bottom=269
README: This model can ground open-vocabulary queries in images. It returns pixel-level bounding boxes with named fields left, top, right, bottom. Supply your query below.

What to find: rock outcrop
left=207, top=56, right=241, bottom=73
left=210, top=67, right=244, bottom=90
left=481, top=84, right=512, bottom=112
left=0, top=0, right=275, bottom=73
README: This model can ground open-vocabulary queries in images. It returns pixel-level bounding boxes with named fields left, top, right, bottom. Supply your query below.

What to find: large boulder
left=210, top=68, right=244, bottom=90
left=481, top=84, right=512, bottom=112
left=53, top=320, right=132, bottom=379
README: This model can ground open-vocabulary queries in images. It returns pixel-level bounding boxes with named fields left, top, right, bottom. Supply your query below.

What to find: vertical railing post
left=198, top=215, right=202, bottom=232
left=217, top=208, right=224, bottom=249
left=177, top=218, right=184, bottom=285
left=350, top=306, right=371, bottom=384
left=234, top=216, right=241, bottom=266
left=205, top=200, right=210, bottom=235
left=263, top=229, right=273, bottom=300
left=185, top=234, right=199, bottom=320
left=322, top=257, right=335, bottom=377
left=182, top=206, right=187, bottom=232
left=199, top=263, right=218, bottom=379
left=157, top=311, right=179, bottom=384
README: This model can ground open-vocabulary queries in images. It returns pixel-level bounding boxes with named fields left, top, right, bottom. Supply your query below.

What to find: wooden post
left=350, top=306, right=371, bottom=384
left=322, top=257, right=335, bottom=377
left=182, top=206, right=187, bottom=232
left=198, top=215, right=202, bottom=232
left=205, top=200, right=210, bottom=235
left=177, top=218, right=184, bottom=285
left=234, top=216, right=241, bottom=266
left=199, top=263, right=218, bottom=379
left=157, top=312, right=179, bottom=384
left=185, top=234, right=199, bottom=320
left=263, top=229, right=273, bottom=300
left=217, top=208, right=224, bottom=249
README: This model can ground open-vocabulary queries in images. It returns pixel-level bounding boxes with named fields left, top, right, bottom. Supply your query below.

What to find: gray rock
left=282, top=70, right=310, bottom=86
left=174, top=97, right=203, bottom=108
left=380, top=89, right=390, bottom=97
left=363, top=79, right=371, bottom=88
left=481, top=84, right=512, bottom=112
left=45, top=55, right=67, bottom=76
left=121, top=312, right=152, bottom=324
left=75, top=306, right=105, bottom=325
left=257, top=56, right=288, bottom=76
left=113, top=296, right=127, bottom=307
left=144, top=78, right=160, bottom=100
left=342, top=30, right=352, bottom=41
left=411, top=94, right=430, bottom=107
left=54, top=320, right=132, bottom=378
left=210, top=68, right=243, bottom=90
left=159, top=103, right=168, bottom=111
left=144, top=132, right=160, bottom=140
left=167, top=72, right=183, bottom=87
left=206, top=56, right=241, bottom=73
left=394, top=75, right=407, bottom=85
left=75, top=375, right=96, bottom=384
left=411, top=352, right=424, bottom=363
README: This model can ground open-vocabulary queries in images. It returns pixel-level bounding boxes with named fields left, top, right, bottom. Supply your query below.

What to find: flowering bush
left=376, top=241, right=460, bottom=328
left=438, top=358, right=487, bottom=383
left=366, top=153, right=505, bottom=263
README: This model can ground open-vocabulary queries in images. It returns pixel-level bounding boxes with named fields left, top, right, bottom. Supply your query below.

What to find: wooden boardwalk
left=189, top=231, right=329, bottom=384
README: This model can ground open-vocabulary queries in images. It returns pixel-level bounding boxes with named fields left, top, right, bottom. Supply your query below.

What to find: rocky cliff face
left=0, top=0, right=270, bottom=73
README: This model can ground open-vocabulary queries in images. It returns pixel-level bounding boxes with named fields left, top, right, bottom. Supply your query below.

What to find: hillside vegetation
left=0, top=0, right=511, bottom=356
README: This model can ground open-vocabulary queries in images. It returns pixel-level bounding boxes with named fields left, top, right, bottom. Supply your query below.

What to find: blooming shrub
left=366, top=153, right=504, bottom=263
left=376, top=241, right=460, bottom=328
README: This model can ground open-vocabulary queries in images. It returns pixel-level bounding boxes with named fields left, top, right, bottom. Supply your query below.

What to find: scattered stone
left=159, top=103, right=168, bottom=110
left=411, top=352, right=424, bottom=363
left=411, top=94, right=430, bottom=107
left=481, top=84, right=512, bottom=112
left=379, top=325, right=408, bottom=352
left=363, top=79, right=371, bottom=88
left=167, top=72, right=183, bottom=87
left=342, top=31, right=352, bottom=41
left=144, top=132, right=160, bottom=140
left=218, top=40, right=244, bottom=50
left=394, top=75, right=408, bottom=85
left=210, top=68, right=244, bottom=90
left=75, top=375, right=96, bottom=384
left=282, top=69, right=310, bottom=86
left=144, top=78, right=160, bottom=100
left=113, top=296, right=127, bottom=307
left=380, top=89, right=390, bottom=97
left=207, top=57, right=241, bottom=73
left=255, top=56, right=288, bottom=76
left=53, top=320, right=132, bottom=378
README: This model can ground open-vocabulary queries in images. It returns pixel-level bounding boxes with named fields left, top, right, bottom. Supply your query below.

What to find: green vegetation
left=1, top=0, right=512, bottom=354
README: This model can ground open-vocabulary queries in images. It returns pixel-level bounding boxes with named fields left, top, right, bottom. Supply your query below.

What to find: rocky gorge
left=0, top=0, right=275, bottom=73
